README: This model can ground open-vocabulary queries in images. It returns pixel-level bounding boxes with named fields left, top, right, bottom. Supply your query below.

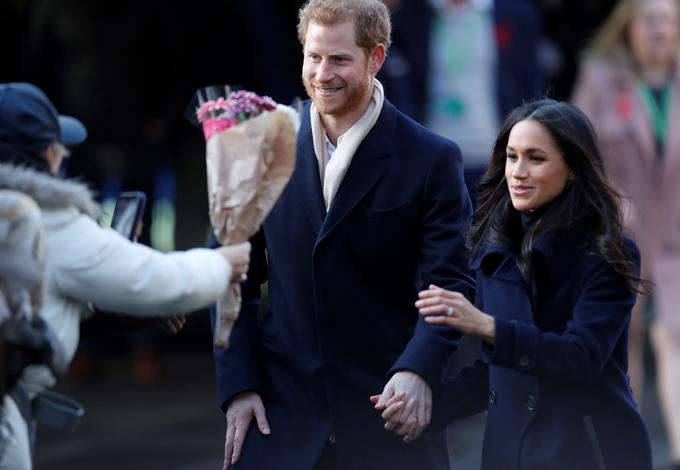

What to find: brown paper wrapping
left=206, top=109, right=296, bottom=347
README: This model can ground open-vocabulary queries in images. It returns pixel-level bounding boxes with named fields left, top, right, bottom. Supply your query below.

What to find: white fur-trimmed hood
left=0, top=164, right=100, bottom=219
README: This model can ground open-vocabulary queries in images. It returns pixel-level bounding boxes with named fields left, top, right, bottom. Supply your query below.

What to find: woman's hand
left=416, top=284, right=496, bottom=345
left=215, top=242, right=251, bottom=282
left=157, top=314, right=186, bottom=334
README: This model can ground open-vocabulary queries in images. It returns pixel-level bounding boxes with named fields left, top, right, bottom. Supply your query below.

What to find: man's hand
left=223, top=391, right=270, bottom=470
left=371, top=371, right=432, bottom=442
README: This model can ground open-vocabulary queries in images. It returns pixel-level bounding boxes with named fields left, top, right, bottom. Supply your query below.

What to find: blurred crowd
left=1, top=0, right=680, bottom=468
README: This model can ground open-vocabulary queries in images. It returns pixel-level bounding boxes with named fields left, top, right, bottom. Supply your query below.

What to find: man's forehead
left=305, top=20, right=357, bottom=41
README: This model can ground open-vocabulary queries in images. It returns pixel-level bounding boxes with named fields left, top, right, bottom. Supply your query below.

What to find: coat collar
left=291, top=101, right=326, bottom=234
left=470, top=229, right=587, bottom=285
left=292, top=99, right=396, bottom=240
left=0, top=163, right=100, bottom=218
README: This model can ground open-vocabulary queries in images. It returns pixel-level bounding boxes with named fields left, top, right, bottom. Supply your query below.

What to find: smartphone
left=111, top=191, right=147, bottom=241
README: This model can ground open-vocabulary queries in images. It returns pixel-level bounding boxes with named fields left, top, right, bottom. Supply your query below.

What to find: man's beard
left=303, top=69, right=372, bottom=119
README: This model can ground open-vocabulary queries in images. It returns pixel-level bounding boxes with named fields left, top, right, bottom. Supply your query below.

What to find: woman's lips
left=511, top=185, right=533, bottom=196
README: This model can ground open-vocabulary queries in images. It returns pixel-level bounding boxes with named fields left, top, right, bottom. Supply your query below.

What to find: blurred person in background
left=379, top=0, right=545, bottom=393
left=0, top=82, right=250, bottom=470
left=380, top=0, right=544, bottom=203
left=572, top=0, right=680, bottom=467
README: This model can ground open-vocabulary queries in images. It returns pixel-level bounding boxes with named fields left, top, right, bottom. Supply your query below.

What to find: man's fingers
left=383, top=391, right=406, bottom=409
left=375, top=382, right=394, bottom=409
left=252, top=403, right=271, bottom=435
left=385, top=398, right=414, bottom=431
left=224, top=422, right=235, bottom=470
left=396, top=415, right=417, bottom=437
left=381, top=401, right=404, bottom=421
left=397, top=398, right=415, bottom=425
left=369, top=394, right=381, bottom=404
left=403, top=425, right=423, bottom=443
left=232, top=421, right=247, bottom=465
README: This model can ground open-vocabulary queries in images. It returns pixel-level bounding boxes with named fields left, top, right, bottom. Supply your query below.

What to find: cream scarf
left=311, top=78, right=385, bottom=209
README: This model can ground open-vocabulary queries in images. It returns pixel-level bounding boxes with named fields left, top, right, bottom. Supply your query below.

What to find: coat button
left=519, top=355, right=530, bottom=368
left=489, top=388, right=497, bottom=405
left=526, top=395, right=537, bottom=411
left=329, top=432, right=335, bottom=444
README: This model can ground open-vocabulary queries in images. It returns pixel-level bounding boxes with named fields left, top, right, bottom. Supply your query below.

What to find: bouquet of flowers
left=194, top=86, right=298, bottom=347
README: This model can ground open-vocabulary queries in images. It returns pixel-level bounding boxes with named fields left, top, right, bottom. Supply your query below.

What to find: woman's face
left=505, top=120, right=572, bottom=212
left=629, top=0, right=680, bottom=68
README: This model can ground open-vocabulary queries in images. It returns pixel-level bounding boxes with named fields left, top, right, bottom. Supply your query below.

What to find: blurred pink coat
left=573, top=57, right=680, bottom=332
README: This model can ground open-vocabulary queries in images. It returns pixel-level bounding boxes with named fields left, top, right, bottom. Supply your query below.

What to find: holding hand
left=370, top=371, right=432, bottom=443
left=416, top=284, right=496, bottom=345
left=215, top=242, right=251, bottom=282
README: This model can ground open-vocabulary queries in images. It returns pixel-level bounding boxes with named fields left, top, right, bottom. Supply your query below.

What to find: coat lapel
left=472, top=246, right=534, bottom=323
left=291, top=104, right=326, bottom=235
left=317, top=102, right=396, bottom=244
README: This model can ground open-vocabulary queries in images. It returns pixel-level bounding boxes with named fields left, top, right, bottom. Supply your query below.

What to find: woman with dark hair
left=374, top=99, right=653, bottom=469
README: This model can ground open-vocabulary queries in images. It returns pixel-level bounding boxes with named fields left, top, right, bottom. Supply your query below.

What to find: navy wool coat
left=432, top=230, right=653, bottom=470
left=212, top=99, right=475, bottom=470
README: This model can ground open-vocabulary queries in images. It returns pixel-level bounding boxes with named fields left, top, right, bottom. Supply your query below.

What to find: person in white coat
left=0, top=82, right=250, bottom=470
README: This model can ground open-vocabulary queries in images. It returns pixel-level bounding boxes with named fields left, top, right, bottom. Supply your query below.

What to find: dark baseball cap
left=0, top=83, right=87, bottom=155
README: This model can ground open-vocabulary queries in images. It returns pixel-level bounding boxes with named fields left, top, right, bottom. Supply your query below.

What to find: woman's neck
left=639, top=61, right=675, bottom=88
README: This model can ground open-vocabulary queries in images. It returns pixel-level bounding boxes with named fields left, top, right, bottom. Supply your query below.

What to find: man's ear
left=368, top=44, right=386, bottom=75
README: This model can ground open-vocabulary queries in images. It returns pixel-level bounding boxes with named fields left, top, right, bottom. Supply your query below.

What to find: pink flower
left=195, top=89, right=278, bottom=140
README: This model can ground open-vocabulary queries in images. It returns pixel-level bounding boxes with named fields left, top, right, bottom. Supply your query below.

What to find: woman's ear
left=42, top=143, right=64, bottom=175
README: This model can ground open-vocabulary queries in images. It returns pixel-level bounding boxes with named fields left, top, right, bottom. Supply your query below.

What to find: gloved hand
left=2, top=316, right=56, bottom=391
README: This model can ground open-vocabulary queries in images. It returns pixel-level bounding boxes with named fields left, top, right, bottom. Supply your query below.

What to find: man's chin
left=312, top=97, right=341, bottom=116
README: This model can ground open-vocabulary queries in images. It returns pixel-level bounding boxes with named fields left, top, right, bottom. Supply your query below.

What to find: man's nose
left=316, top=59, right=334, bottom=82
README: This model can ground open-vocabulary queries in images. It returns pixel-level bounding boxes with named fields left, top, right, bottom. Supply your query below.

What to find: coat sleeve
left=389, top=138, right=475, bottom=388
left=211, top=229, right=268, bottom=411
left=430, top=269, right=489, bottom=432
left=487, top=243, right=640, bottom=382
left=51, top=214, right=231, bottom=315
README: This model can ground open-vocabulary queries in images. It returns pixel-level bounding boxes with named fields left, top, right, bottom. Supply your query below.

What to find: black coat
left=212, top=99, right=474, bottom=470
left=433, top=231, right=653, bottom=470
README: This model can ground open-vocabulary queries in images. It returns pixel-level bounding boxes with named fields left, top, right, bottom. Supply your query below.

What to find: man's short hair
left=297, top=0, right=392, bottom=53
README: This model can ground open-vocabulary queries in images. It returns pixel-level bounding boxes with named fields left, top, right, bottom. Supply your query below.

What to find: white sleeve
left=50, top=214, right=231, bottom=316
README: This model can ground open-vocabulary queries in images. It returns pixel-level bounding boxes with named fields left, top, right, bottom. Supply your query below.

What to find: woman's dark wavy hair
left=467, top=99, right=646, bottom=294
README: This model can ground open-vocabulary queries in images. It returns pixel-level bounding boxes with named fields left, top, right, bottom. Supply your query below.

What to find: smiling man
left=212, top=1, right=475, bottom=469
